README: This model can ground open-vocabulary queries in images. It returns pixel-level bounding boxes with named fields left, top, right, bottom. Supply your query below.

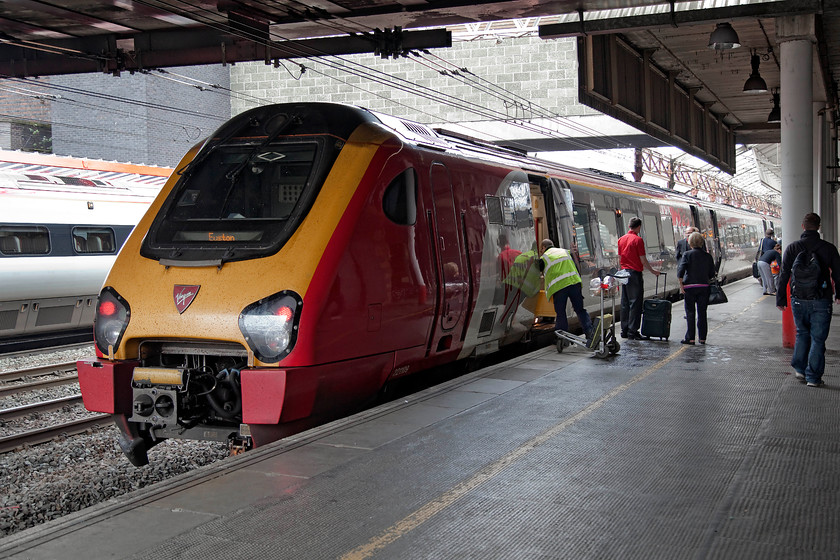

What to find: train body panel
left=107, top=126, right=393, bottom=365
left=74, top=103, right=776, bottom=465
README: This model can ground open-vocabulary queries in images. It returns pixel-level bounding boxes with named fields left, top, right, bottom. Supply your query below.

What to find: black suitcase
left=641, top=273, right=671, bottom=340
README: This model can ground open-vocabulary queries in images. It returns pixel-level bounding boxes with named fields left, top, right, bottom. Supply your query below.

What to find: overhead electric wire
left=415, top=48, right=635, bottom=147
left=404, top=51, right=610, bottom=151
left=0, top=112, right=186, bottom=144
left=142, top=68, right=276, bottom=106
left=128, top=0, right=578, bottom=132
left=127, top=0, right=634, bottom=152
left=3, top=0, right=651, bottom=174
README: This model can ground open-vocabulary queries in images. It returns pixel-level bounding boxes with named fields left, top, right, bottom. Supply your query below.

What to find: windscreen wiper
left=224, top=113, right=301, bottom=183
left=176, top=116, right=260, bottom=179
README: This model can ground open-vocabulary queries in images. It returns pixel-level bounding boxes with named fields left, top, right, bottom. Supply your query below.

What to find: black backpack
left=791, top=243, right=825, bottom=300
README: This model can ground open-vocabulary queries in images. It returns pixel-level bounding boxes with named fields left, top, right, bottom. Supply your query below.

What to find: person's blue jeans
left=620, top=270, right=644, bottom=335
left=553, top=282, right=593, bottom=336
left=791, top=298, right=833, bottom=384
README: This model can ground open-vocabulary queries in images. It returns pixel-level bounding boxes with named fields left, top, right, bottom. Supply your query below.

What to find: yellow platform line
left=342, top=296, right=762, bottom=559
left=341, top=345, right=690, bottom=560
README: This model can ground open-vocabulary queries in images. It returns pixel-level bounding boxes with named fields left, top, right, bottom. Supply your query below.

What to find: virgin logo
left=173, top=285, right=200, bottom=314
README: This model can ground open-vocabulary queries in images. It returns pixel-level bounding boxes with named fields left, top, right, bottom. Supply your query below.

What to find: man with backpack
left=776, top=213, right=840, bottom=387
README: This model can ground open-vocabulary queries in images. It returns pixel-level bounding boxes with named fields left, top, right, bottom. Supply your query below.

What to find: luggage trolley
left=555, top=268, right=629, bottom=358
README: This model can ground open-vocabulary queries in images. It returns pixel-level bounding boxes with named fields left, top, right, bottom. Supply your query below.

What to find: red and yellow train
left=77, top=103, right=774, bottom=465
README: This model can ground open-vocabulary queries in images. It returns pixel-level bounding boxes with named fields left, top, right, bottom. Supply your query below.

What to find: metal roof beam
left=0, top=27, right=452, bottom=77
left=539, top=0, right=823, bottom=39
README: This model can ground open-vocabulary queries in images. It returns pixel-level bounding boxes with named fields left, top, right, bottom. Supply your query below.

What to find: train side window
left=0, top=225, right=49, bottom=255
left=595, top=209, right=619, bottom=258
left=72, top=227, right=116, bottom=254
left=573, top=204, right=593, bottom=260
left=660, top=215, right=676, bottom=253
left=509, top=181, right=532, bottom=229
left=642, top=214, right=661, bottom=251
left=747, top=224, right=759, bottom=247
left=382, top=168, right=417, bottom=226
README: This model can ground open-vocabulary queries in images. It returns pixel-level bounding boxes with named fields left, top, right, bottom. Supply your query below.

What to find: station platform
left=2, top=277, right=839, bottom=559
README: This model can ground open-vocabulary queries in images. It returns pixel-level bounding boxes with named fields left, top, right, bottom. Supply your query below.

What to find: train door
left=708, top=209, right=722, bottom=270
left=430, top=163, right=467, bottom=333
left=594, top=205, right=622, bottom=266
left=543, top=178, right=575, bottom=251
left=689, top=205, right=700, bottom=230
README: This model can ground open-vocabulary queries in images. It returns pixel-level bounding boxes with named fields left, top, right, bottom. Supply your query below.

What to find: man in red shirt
left=618, top=217, right=661, bottom=340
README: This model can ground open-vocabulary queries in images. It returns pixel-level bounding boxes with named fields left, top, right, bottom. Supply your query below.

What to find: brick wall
left=50, top=66, right=232, bottom=167
left=230, top=36, right=593, bottom=124
left=0, top=66, right=232, bottom=167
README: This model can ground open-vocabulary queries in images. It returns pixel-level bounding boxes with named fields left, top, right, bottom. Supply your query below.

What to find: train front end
left=77, top=103, right=395, bottom=466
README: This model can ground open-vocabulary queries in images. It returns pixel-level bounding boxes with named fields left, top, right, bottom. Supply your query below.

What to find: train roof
left=0, top=150, right=171, bottom=188
left=365, top=107, right=774, bottom=220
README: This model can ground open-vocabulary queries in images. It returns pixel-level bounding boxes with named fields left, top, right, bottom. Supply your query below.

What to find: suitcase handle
left=655, top=272, right=667, bottom=298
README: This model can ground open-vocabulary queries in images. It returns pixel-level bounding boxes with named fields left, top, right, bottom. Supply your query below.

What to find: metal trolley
left=555, top=268, right=629, bottom=359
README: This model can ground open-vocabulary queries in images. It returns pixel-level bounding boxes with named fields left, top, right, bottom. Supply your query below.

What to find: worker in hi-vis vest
left=539, top=238, right=593, bottom=340
left=505, top=244, right=541, bottom=298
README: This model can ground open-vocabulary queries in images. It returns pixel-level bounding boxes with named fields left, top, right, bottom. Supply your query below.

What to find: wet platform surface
left=2, top=277, right=839, bottom=559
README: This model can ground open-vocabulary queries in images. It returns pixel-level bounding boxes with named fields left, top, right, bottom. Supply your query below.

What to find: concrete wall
left=230, top=36, right=593, bottom=125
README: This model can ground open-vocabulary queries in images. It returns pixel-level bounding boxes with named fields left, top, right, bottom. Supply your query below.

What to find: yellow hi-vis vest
left=505, top=250, right=540, bottom=298
left=541, top=247, right=581, bottom=300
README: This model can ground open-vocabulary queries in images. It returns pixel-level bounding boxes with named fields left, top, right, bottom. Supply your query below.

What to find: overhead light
left=708, top=22, right=740, bottom=50
left=743, top=53, right=768, bottom=93
left=768, top=90, right=781, bottom=124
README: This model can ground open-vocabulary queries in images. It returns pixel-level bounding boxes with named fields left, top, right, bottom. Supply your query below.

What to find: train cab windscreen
left=142, top=141, right=327, bottom=263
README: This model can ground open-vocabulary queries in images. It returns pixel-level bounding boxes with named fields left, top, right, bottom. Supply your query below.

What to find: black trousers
left=683, top=286, right=711, bottom=341
left=620, top=269, right=644, bottom=335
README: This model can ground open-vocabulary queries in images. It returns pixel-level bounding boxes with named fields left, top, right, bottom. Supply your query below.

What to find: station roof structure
left=0, top=0, right=836, bottom=204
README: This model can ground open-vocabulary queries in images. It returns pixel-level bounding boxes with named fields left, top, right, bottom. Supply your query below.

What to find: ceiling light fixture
left=743, top=52, right=768, bottom=93
left=767, top=89, right=781, bottom=124
left=708, top=22, right=740, bottom=50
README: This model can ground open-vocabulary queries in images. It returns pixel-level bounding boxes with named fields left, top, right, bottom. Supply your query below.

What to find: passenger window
left=596, top=209, right=619, bottom=258
left=748, top=225, right=759, bottom=247
left=508, top=181, right=532, bottom=229
left=382, top=168, right=417, bottom=226
left=72, top=227, right=116, bottom=254
left=642, top=214, right=661, bottom=251
left=0, top=225, right=49, bottom=255
left=660, top=215, right=676, bottom=253
left=573, top=204, right=593, bottom=260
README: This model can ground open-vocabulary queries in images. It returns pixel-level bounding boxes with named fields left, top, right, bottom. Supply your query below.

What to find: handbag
left=708, top=279, right=728, bottom=305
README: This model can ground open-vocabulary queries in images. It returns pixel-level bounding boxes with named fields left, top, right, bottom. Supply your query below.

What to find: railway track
left=0, top=361, right=77, bottom=382
left=0, top=414, right=112, bottom=453
left=0, top=361, right=79, bottom=397
left=0, top=360, right=111, bottom=454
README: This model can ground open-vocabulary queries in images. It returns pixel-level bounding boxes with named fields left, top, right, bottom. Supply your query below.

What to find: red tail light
left=94, top=287, right=130, bottom=356
left=98, top=300, right=117, bottom=317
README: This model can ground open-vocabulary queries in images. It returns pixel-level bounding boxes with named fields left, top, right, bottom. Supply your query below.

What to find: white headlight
left=239, top=291, right=301, bottom=362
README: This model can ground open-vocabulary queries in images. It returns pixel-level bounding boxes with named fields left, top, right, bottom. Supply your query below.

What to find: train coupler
left=229, top=426, right=253, bottom=456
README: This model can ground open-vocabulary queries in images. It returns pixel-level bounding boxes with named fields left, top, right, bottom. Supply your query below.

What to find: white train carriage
left=0, top=156, right=168, bottom=341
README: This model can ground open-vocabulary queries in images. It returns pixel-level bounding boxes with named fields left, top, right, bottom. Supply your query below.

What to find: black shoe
left=620, top=331, right=628, bottom=339
left=680, top=339, right=695, bottom=345
left=629, top=333, right=651, bottom=341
